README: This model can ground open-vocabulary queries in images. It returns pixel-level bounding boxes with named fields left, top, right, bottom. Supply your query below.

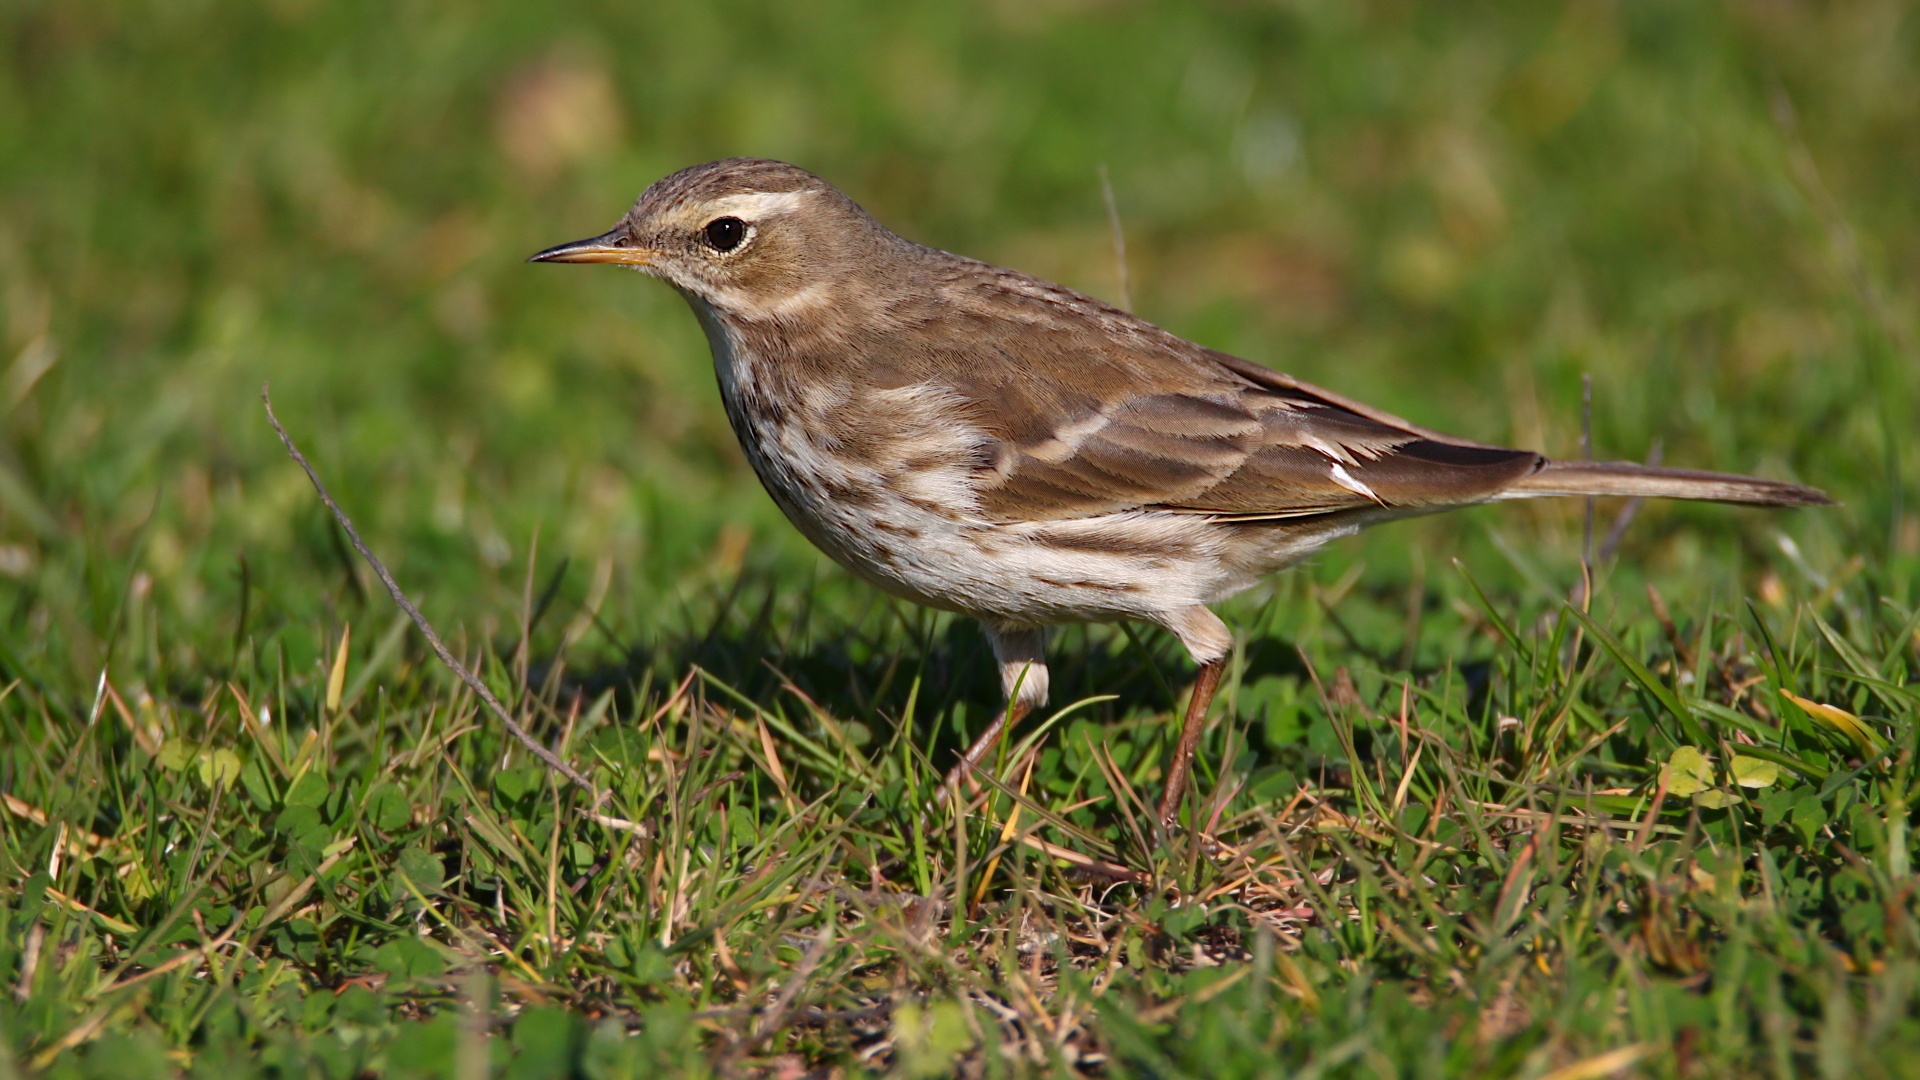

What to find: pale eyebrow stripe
left=708, top=190, right=817, bottom=218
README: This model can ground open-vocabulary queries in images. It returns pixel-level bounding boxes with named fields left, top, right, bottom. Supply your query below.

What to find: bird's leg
left=1156, top=657, right=1226, bottom=825
left=940, top=623, right=1049, bottom=800
left=947, top=700, right=1031, bottom=797
left=1157, top=605, right=1234, bottom=827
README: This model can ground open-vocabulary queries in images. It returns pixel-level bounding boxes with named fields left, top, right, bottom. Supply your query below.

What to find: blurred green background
left=3, top=4, right=1918, bottom=1074
left=0, top=0, right=1911, bottom=689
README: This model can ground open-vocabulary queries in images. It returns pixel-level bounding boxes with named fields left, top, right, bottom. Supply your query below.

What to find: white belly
left=697, top=306, right=1352, bottom=629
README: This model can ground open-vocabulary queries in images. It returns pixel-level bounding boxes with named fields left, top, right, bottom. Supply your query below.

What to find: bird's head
left=529, top=158, right=898, bottom=321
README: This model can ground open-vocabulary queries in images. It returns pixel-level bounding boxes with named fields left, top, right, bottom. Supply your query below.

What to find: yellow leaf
left=288, top=728, right=322, bottom=782
left=1781, top=691, right=1886, bottom=758
left=1662, top=745, right=1713, bottom=797
left=326, top=623, right=351, bottom=713
left=44, top=888, right=138, bottom=935
left=157, top=738, right=195, bottom=772
left=197, top=748, right=243, bottom=788
left=117, top=860, right=157, bottom=901
left=1731, top=755, right=1779, bottom=789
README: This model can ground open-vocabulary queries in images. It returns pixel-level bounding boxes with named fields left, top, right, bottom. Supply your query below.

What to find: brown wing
left=902, top=268, right=1543, bottom=524
left=970, top=380, right=1543, bottom=523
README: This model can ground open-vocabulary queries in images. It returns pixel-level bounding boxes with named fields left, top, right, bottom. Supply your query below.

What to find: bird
left=530, top=158, right=1830, bottom=824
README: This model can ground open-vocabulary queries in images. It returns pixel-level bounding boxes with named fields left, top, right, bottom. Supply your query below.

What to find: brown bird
left=531, top=158, right=1829, bottom=823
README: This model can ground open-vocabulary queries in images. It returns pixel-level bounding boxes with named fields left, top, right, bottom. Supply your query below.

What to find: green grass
left=2, top=1, right=1917, bottom=1076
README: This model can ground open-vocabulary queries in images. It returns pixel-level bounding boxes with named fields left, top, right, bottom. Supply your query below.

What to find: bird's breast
left=690, top=310, right=1291, bottom=627
left=697, top=315, right=990, bottom=589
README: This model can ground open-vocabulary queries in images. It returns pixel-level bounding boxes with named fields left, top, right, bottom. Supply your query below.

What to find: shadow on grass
left=534, top=565, right=1234, bottom=768
left=517, top=563, right=1429, bottom=816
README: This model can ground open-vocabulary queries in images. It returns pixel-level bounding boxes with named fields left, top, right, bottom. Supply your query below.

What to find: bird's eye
left=703, top=217, right=747, bottom=252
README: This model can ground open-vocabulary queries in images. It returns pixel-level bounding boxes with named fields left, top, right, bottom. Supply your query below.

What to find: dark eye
left=703, top=216, right=747, bottom=252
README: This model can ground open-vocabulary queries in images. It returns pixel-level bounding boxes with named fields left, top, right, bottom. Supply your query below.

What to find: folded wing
left=967, top=360, right=1543, bottom=524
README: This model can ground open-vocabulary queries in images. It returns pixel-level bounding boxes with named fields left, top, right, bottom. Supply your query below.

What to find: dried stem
left=260, top=384, right=598, bottom=795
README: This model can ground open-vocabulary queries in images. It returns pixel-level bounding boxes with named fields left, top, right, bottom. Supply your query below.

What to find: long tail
left=1501, top=459, right=1831, bottom=507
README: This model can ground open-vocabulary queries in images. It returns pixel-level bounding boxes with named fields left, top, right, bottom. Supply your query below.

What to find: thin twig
left=261, top=385, right=597, bottom=795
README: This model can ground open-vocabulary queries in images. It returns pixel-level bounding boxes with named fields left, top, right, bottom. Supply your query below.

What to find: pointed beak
left=526, top=227, right=658, bottom=266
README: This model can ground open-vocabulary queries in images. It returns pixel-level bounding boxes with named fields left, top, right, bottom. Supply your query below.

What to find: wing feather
left=865, top=263, right=1548, bottom=523
left=970, top=374, right=1541, bottom=525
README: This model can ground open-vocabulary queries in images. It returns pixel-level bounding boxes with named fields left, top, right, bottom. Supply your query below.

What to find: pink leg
left=1157, top=657, right=1226, bottom=826
left=941, top=699, right=1031, bottom=797
left=940, top=623, right=1047, bottom=801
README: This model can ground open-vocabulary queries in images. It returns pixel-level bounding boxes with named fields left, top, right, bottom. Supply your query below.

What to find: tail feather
left=1502, top=459, right=1831, bottom=507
